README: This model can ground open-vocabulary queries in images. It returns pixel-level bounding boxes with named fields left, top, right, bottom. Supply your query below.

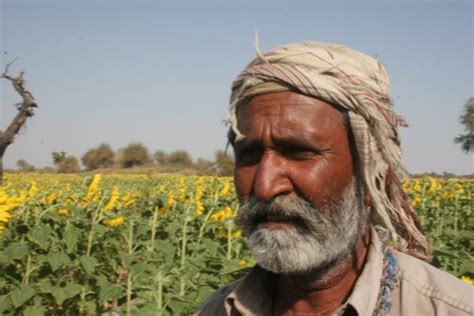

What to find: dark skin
left=231, top=91, right=370, bottom=316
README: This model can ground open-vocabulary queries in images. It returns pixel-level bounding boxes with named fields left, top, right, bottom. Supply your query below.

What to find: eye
left=280, top=145, right=320, bottom=161
left=234, top=147, right=263, bottom=165
left=282, top=149, right=317, bottom=160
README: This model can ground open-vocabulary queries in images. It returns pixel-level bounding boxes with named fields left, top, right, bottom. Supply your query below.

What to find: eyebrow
left=273, top=136, right=318, bottom=150
left=233, top=134, right=320, bottom=151
left=232, top=138, right=260, bottom=151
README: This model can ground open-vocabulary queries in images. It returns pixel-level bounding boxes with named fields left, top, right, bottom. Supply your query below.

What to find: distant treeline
left=10, top=142, right=473, bottom=178
left=13, top=142, right=234, bottom=176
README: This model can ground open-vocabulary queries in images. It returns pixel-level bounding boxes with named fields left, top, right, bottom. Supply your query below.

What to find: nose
left=253, top=151, right=293, bottom=201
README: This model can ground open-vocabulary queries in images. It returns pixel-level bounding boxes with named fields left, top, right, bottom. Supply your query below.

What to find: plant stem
left=227, top=222, right=232, bottom=260
left=126, top=219, right=134, bottom=316
left=82, top=197, right=105, bottom=312
left=197, top=206, right=215, bottom=245
left=179, top=206, right=191, bottom=296
left=85, top=197, right=105, bottom=257
left=148, top=206, right=159, bottom=252
left=156, top=270, right=163, bottom=315
left=22, top=254, right=32, bottom=284
left=35, top=206, right=55, bottom=225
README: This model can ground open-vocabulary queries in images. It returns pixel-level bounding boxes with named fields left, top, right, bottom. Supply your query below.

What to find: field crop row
left=0, top=173, right=472, bottom=315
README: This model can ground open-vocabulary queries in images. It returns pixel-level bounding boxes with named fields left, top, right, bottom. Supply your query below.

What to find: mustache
left=236, top=195, right=332, bottom=235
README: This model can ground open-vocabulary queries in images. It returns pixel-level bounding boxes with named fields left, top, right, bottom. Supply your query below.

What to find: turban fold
left=228, top=41, right=430, bottom=260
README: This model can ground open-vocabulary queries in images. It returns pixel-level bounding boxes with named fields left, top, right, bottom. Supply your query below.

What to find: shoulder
left=194, top=278, right=243, bottom=316
left=395, top=251, right=473, bottom=314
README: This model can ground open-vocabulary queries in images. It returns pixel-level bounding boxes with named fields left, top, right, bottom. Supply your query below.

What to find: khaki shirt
left=196, top=228, right=473, bottom=315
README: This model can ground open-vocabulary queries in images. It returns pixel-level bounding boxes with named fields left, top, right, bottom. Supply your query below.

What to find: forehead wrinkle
left=235, top=92, right=347, bottom=146
left=236, top=101, right=321, bottom=134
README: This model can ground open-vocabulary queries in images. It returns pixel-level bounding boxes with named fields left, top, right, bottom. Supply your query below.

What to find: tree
left=0, top=59, right=38, bottom=185
left=52, top=151, right=67, bottom=165
left=194, top=158, right=213, bottom=175
left=454, top=97, right=474, bottom=153
left=153, top=150, right=168, bottom=165
left=81, top=143, right=115, bottom=170
left=16, top=159, right=35, bottom=172
left=117, top=142, right=150, bottom=168
left=167, top=150, right=193, bottom=167
left=214, top=150, right=234, bottom=176
left=52, top=151, right=80, bottom=173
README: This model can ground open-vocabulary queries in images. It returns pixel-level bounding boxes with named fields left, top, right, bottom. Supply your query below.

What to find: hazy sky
left=1, top=0, right=473, bottom=174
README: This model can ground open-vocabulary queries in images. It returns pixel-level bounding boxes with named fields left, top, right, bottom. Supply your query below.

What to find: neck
left=273, top=227, right=371, bottom=316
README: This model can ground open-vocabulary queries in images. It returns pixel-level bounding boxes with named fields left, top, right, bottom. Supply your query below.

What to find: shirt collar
left=224, top=226, right=385, bottom=315
left=225, top=265, right=274, bottom=315
left=344, top=227, right=385, bottom=315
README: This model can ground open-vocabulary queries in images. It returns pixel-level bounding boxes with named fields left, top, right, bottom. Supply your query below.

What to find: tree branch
left=1, top=57, right=19, bottom=78
left=0, top=59, right=38, bottom=154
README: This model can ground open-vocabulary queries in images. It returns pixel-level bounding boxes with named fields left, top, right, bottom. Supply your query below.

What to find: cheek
left=291, top=159, right=353, bottom=210
left=234, top=166, right=256, bottom=200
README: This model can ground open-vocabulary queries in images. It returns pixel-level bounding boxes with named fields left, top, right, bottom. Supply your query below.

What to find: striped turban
left=227, top=41, right=430, bottom=260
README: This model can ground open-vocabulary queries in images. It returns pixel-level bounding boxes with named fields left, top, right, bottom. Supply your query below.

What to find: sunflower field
left=0, top=173, right=472, bottom=315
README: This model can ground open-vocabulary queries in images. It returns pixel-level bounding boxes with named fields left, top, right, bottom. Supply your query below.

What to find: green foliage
left=117, top=143, right=150, bottom=168
left=52, top=151, right=80, bottom=173
left=51, top=151, right=67, bottom=166
left=166, top=150, right=193, bottom=168
left=454, top=97, right=474, bottom=153
left=194, top=158, right=214, bottom=175
left=16, top=159, right=35, bottom=172
left=0, top=175, right=471, bottom=314
left=214, top=150, right=234, bottom=177
left=405, top=178, right=473, bottom=277
left=0, top=175, right=246, bottom=314
left=81, top=143, right=115, bottom=170
left=153, top=150, right=168, bottom=165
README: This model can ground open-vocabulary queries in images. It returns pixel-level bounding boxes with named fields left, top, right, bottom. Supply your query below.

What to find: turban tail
left=228, top=41, right=430, bottom=260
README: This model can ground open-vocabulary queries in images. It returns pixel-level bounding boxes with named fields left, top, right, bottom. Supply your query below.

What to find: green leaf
left=432, top=248, right=460, bottom=260
left=135, top=222, right=150, bottom=238
left=36, top=279, right=53, bottom=294
left=131, top=263, right=151, bottom=276
left=64, top=227, right=80, bottom=253
left=79, top=301, right=96, bottom=314
left=154, top=194, right=168, bottom=208
left=11, top=284, right=35, bottom=308
left=120, top=253, right=133, bottom=266
left=0, top=294, right=12, bottom=313
left=99, top=283, right=123, bottom=302
left=165, top=221, right=181, bottom=235
left=4, top=243, right=29, bottom=260
left=80, top=256, right=98, bottom=275
left=28, top=225, right=52, bottom=250
left=156, top=240, right=176, bottom=256
left=48, top=253, right=70, bottom=271
left=50, top=284, right=82, bottom=305
left=96, top=274, right=109, bottom=288
left=188, top=257, right=206, bottom=269
left=24, top=296, right=45, bottom=316
left=0, top=252, right=7, bottom=265
left=202, top=239, right=218, bottom=254
left=95, top=224, right=107, bottom=238
left=458, top=261, right=474, bottom=275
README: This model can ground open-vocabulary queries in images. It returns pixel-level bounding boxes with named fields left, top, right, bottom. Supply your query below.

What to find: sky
left=0, top=0, right=473, bottom=174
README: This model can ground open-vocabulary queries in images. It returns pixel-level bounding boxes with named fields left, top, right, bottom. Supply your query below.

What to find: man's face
left=232, top=91, right=367, bottom=274
left=233, top=91, right=354, bottom=213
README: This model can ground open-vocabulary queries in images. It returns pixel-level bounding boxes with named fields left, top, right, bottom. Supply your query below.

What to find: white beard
left=236, top=179, right=368, bottom=275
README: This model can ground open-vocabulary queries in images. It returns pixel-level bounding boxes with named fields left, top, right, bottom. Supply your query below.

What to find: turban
left=227, top=41, right=430, bottom=260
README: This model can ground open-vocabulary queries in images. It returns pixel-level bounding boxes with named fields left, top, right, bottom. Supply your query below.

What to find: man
left=197, top=42, right=472, bottom=315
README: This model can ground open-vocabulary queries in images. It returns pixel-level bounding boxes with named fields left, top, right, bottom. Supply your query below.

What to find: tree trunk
left=0, top=155, right=3, bottom=186
left=0, top=60, right=38, bottom=186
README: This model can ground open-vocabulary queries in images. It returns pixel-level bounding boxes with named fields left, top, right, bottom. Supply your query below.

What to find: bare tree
left=0, top=59, right=38, bottom=185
